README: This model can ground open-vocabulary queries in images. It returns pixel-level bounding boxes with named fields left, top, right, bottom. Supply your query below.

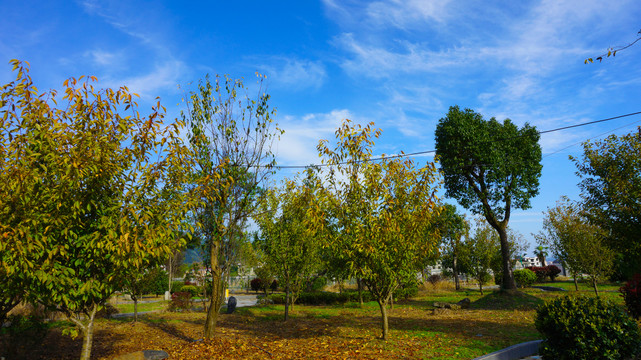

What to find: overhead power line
left=272, top=110, right=641, bottom=170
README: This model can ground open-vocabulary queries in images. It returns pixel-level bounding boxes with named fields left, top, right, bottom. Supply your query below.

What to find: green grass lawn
left=112, top=300, right=169, bottom=314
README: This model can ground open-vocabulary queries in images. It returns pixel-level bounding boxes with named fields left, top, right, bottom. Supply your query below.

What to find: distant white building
left=520, top=257, right=545, bottom=268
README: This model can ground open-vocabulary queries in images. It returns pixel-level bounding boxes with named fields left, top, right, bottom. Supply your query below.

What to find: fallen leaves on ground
left=1, top=293, right=542, bottom=360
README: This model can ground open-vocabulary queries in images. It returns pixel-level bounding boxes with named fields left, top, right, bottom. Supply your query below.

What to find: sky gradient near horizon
left=3, top=0, right=641, bottom=255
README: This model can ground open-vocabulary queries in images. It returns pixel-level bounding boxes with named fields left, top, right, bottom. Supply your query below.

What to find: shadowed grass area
left=2, top=287, right=631, bottom=359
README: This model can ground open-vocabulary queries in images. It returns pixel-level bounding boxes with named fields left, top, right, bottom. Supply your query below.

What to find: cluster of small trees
left=535, top=129, right=641, bottom=296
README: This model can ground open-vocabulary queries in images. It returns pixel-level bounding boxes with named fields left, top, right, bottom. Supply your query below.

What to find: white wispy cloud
left=275, top=109, right=355, bottom=166
left=102, top=61, right=186, bottom=98
left=365, top=0, right=452, bottom=29
left=258, top=58, right=327, bottom=90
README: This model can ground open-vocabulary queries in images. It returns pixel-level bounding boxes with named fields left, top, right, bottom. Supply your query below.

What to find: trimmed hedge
left=535, top=295, right=641, bottom=360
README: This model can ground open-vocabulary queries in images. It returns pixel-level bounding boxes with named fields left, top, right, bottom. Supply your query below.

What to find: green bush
left=180, top=285, right=200, bottom=298
left=171, top=281, right=184, bottom=294
left=308, top=276, right=328, bottom=292
left=393, top=282, right=418, bottom=300
left=268, top=291, right=373, bottom=305
left=535, top=295, right=641, bottom=360
left=514, top=269, right=537, bottom=288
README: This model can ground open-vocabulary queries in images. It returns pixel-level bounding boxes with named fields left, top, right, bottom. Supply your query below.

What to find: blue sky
left=3, top=0, right=641, bottom=255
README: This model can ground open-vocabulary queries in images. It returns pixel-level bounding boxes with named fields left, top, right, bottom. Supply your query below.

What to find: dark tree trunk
left=497, top=227, right=517, bottom=290
left=573, top=273, right=579, bottom=291
left=592, top=277, right=599, bottom=297
left=284, top=283, right=290, bottom=322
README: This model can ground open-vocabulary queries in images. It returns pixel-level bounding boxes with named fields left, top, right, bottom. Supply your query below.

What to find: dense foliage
left=435, top=106, right=542, bottom=290
left=525, top=266, right=561, bottom=282
left=317, top=120, right=442, bottom=340
left=536, top=197, right=614, bottom=295
left=620, top=273, right=641, bottom=319
left=0, top=60, right=192, bottom=360
left=513, top=269, right=536, bottom=288
left=535, top=296, right=641, bottom=360
left=571, top=129, right=641, bottom=279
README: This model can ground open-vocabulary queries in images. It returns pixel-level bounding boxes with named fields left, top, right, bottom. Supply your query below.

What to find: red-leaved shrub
left=620, top=273, right=641, bottom=319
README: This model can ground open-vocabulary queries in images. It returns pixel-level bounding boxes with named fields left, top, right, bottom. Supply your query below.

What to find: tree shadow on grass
left=470, top=290, right=544, bottom=311
left=0, top=325, right=127, bottom=360
left=143, top=317, right=197, bottom=342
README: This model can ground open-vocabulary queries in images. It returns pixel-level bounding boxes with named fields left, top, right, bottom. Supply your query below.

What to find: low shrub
left=394, top=282, right=418, bottom=300
left=545, top=265, right=561, bottom=281
left=535, top=295, right=641, bottom=360
left=250, top=278, right=263, bottom=293
left=514, top=269, right=537, bottom=288
left=526, top=265, right=562, bottom=282
left=180, top=285, right=200, bottom=298
left=267, top=291, right=373, bottom=305
left=168, top=292, right=193, bottom=312
left=620, top=273, right=641, bottom=319
left=171, top=281, right=184, bottom=294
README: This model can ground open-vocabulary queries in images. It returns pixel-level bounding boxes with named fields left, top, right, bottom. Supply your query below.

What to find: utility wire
left=272, top=110, right=641, bottom=169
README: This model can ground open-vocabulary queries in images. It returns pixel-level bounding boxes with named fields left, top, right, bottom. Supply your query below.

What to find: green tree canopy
left=537, top=197, right=614, bottom=296
left=435, top=106, right=542, bottom=290
left=571, top=128, right=641, bottom=279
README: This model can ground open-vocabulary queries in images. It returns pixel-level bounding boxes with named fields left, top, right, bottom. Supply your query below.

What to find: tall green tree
left=317, top=120, right=441, bottom=340
left=435, top=106, right=542, bottom=290
left=255, top=171, right=322, bottom=321
left=183, top=74, right=281, bottom=338
left=571, top=129, right=641, bottom=279
left=0, top=60, right=192, bottom=360
left=537, top=197, right=615, bottom=296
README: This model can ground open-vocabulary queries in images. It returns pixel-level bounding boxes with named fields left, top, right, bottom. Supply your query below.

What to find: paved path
left=111, top=295, right=258, bottom=318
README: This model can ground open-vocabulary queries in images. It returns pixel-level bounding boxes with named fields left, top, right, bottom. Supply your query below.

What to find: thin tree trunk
left=168, top=255, right=173, bottom=293
left=479, top=278, right=484, bottom=295
left=378, top=300, right=389, bottom=341
left=453, top=255, right=460, bottom=291
left=592, top=277, right=599, bottom=297
left=205, top=239, right=222, bottom=339
left=357, top=278, right=363, bottom=307
left=71, top=302, right=98, bottom=360
left=133, top=296, right=138, bottom=322
left=284, top=283, right=290, bottom=322
left=573, top=273, right=579, bottom=291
